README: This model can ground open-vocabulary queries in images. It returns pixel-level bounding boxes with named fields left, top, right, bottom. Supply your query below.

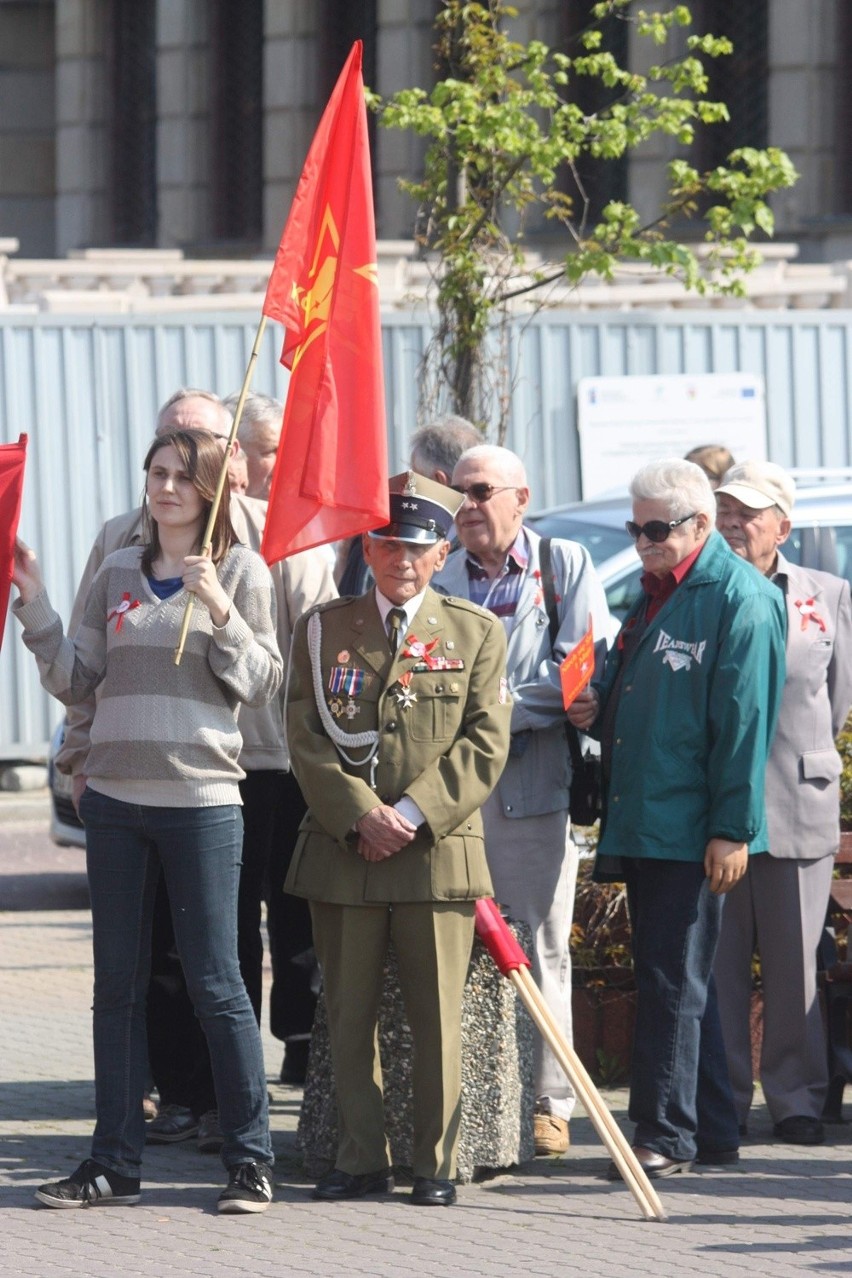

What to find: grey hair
left=453, top=443, right=527, bottom=487
left=156, top=387, right=232, bottom=435
left=226, top=391, right=284, bottom=444
left=409, top=415, right=480, bottom=478
left=629, top=458, right=716, bottom=526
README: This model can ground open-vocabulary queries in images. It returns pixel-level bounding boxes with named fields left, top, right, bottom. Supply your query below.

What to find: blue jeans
left=623, top=857, right=739, bottom=1161
left=79, top=789, right=272, bottom=1177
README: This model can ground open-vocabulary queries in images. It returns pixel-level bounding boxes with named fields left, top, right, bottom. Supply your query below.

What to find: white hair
left=629, top=458, right=716, bottom=526
left=409, top=416, right=480, bottom=478
left=155, top=387, right=232, bottom=435
left=453, top=444, right=527, bottom=486
left=226, top=391, right=284, bottom=445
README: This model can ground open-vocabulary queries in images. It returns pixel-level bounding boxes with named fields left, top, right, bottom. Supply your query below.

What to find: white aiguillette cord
left=307, top=611, right=380, bottom=783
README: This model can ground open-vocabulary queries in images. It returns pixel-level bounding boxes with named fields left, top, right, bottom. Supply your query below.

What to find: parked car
left=47, top=721, right=85, bottom=849
left=528, top=469, right=852, bottom=623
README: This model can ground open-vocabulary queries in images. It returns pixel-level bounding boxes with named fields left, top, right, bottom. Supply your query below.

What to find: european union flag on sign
left=741, top=387, right=756, bottom=397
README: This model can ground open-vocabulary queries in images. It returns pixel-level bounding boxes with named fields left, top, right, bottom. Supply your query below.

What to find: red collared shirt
left=641, top=539, right=706, bottom=621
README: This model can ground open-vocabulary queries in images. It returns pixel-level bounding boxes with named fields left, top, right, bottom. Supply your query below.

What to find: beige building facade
left=1, top=0, right=851, bottom=262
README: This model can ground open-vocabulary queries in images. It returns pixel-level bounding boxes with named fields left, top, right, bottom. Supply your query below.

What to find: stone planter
left=297, top=924, right=536, bottom=1183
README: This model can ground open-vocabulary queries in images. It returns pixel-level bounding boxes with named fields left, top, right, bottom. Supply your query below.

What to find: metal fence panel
left=2, top=307, right=852, bottom=756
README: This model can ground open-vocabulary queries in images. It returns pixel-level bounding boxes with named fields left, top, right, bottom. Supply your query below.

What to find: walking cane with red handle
left=474, top=897, right=667, bottom=1222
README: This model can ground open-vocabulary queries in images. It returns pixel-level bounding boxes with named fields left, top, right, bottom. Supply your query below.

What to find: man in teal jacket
left=569, top=457, right=786, bottom=1178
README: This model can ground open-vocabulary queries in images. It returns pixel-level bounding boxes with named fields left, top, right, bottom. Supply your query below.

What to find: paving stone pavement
left=1, top=801, right=851, bottom=1277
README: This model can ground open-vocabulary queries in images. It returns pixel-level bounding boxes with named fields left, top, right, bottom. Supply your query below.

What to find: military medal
left=337, top=649, right=350, bottom=662
left=328, top=696, right=345, bottom=718
left=344, top=698, right=361, bottom=719
left=393, top=671, right=417, bottom=710
left=328, top=666, right=366, bottom=696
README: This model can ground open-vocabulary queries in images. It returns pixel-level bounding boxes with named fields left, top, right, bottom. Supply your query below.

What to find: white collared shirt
left=373, top=586, right=426, bottom=638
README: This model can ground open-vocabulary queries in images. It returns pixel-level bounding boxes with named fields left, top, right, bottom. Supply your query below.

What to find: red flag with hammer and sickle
left=261, top=41, right=388, bottom=563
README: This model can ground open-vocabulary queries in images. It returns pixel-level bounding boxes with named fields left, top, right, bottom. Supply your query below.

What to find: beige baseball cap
left=716, top=460, right=796, bottom=517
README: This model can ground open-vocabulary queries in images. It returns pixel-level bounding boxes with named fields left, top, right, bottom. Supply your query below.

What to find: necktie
left=387, top=608, right=406, bottom=656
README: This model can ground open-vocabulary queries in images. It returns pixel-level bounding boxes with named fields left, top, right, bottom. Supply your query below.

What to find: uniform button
left=435, top=684, right=444, bottom=693
left=506, top=804, right=513, bottom=813
left=613, top=795, right=620, bottom=803
left=624, top=684, right=632, bottom=693
left=386, top=721, right=397, bottom=732
left=380, top=793, right=391, bottom=803
left=466, top=821, right=472, bottom=830
left=615, top=737, right=622, bottom=745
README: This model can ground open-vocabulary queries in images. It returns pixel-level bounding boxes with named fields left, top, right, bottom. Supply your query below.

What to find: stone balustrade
left=2, top=241, right=851, bottom=313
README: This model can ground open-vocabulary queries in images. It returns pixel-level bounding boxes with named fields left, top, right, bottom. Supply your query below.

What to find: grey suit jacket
left=434, top=527, right=611, bottom=819
left=766, top=553, right=852, bottom=860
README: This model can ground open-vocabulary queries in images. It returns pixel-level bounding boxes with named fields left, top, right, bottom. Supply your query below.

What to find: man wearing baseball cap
left=284, top=472, right=511, bottom=1205
left=714, top=460, right=852, bottom=1144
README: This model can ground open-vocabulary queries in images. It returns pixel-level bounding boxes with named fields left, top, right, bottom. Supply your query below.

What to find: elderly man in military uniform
left=285, top=473, right=512, bottom=1207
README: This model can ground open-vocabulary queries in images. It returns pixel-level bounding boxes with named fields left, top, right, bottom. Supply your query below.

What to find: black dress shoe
left=312, top=1168, right=394, bottom=1201
left=694, top=1146, right=740, bottom=1166
left=607, top=1146, right=693, bottom=1180
left=773, top=1115, right=825, bottom=1145
left=410, top=1177, right=457, bottom=1206
left=280, top=1039, right=310, bottom=1086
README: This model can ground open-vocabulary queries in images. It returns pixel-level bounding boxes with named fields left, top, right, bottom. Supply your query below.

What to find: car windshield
left=526, top=516, right=632, bottom=567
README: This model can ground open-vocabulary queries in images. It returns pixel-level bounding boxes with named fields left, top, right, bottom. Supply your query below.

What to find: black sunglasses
left=625, top=512, right=697, bottom=543
left=451, top=483, right=517, bottom=503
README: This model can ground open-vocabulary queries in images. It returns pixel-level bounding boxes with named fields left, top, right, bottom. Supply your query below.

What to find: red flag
left=0, top=434, right=27, bottom=650
left=261, top=41, right=388, bottom=563
left=559, top=615, right=595, bottom=709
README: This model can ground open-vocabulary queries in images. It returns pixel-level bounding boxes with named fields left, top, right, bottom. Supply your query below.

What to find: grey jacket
left=766, top=553, right=852, bottom=860
left=434, top=527, right=610, bottom=819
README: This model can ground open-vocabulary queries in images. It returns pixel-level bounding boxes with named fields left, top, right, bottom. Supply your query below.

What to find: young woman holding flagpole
left=11, top=428, right=282, bottom=1214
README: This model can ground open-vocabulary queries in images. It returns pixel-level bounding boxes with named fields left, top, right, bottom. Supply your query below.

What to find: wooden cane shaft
left=510, top=968, right=667, bottom=1222
left=513, top=967, right=665, bottom=1221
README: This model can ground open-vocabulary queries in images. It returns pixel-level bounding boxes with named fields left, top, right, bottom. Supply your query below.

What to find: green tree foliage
left=368, top=0, right=797, bottom=428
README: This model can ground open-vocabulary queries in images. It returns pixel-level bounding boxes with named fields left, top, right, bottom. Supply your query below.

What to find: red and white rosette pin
left=401, top=633, right=440, bottom=668
left=794, top=598, right=826, bottom=632
left=107, top=592, right=141, bottom=634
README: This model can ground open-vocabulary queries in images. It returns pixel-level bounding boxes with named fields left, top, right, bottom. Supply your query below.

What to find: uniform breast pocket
left=408, top=683, right=464, bottom=742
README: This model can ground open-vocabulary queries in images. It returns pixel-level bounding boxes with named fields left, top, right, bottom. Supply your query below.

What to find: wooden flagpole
left=173, top=313, right=269, bottom=665
left=474, top=897, right=667, bottom=1222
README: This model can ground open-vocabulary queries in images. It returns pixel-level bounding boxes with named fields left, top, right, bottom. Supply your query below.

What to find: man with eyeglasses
left=713, top=461, right=852, bottom=1147
left=435, top=444, right=611, bottom=1155
left=568, top=457, right=786, bottom=1178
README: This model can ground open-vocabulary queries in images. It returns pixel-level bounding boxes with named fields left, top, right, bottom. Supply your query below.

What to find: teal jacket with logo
left=594, top=531, right=787, bottom=862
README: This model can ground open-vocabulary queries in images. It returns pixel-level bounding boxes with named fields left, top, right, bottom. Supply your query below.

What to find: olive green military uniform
left=285, top=585, right=511, bottom=1179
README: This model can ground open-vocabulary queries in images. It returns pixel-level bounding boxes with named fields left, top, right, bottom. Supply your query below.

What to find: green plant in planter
left=570, top=854, right=636, bottom=1083
left=571, top=854, right=633, bottom=987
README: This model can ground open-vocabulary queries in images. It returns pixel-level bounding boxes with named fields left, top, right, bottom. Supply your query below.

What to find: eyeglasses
left=452, top=483, right=517, bottom=503
left=625, top=513, right=697, bottom=543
